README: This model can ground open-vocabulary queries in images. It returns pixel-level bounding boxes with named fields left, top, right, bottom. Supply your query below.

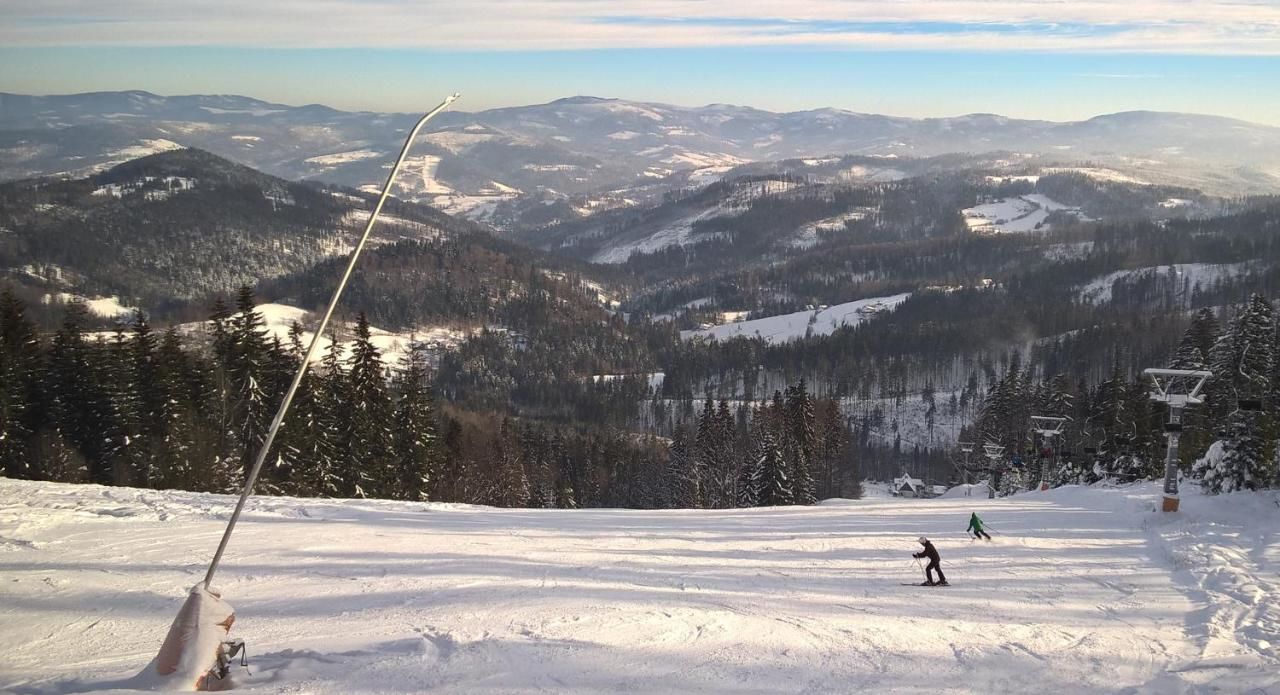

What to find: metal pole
left=1161, top=405, right=1183, bottom=512
left=1039, top=434, right=1050, bottom=491
left=202, top=93, right=460, bottom=589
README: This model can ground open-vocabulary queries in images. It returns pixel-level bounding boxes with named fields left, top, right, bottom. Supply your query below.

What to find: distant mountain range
left=2, top=91, right=1279, bottom=214
left=0, top=148, right=471, bottom=308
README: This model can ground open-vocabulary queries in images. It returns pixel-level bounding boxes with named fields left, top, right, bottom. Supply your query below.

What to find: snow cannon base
left=1162, top=495, right=1180, bottom=513
left=142, top=583, right=238, bottom=691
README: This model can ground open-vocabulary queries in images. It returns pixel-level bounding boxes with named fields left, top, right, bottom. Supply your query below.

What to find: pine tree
left=1091, top=358, right=1138, bottom=481
left=124, top=311, right=165, bottom=487
left=102, top=327, right=134, bottom=486
left=756, top=424, right=792, bottom=507
left=518, top=425, right=556, bottom=509
left=0, top=288, right=41, bottom=479
left=228, top=286, right=275, bottom=480
left=551, top=430, right=578, bottom=509
left=43, top=302, right=118, bottom=484
left=205, top=297, right=243, bottom=493
left=693, top=398, right=717, bottom=506
left=296, top=334, right=346, bottom=496
left=151, top=329, right=200, bottom=491
left=998, top=465, right=1024, bottom=497
left=392, top=344, right=440, bottom=501
left=1181, top=308, right=1220, bottom=369
left=736, top=410, right=764, bottom=507
left=340, top=313, right=395, bottom=497
left=666, top=424, right=698, bottom=508
left=494, top=419, right=530, bottom=507
left=703, top=399, right=737, bottom=508
left=813, top=399, right=849, bottom=499
left=1198, top=295, right=1276, bottom=492
left=785, top=380, right=817, bottom=504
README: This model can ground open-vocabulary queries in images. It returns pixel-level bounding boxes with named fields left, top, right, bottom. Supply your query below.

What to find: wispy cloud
left=3, top=1, right=1280, bottom=54
left=1072, top=73, right=1166, bottom=79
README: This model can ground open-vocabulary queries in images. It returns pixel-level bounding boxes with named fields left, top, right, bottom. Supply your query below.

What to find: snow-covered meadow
left=681, top=294, right=911, bottom=345
left=962, top=194, right=1081, bottom=234
left=1, top=480, right=1276, bottom=694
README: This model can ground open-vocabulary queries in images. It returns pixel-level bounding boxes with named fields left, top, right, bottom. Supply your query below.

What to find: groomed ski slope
left=1, top=479, right=1276, bottom=694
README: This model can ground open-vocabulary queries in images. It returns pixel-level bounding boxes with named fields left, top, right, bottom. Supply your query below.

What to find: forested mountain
left=2, top=121, right=1279, bottom=504
left=3, top=91, right=1278, bottom=221
left=0, top=149, right=485, bottom=313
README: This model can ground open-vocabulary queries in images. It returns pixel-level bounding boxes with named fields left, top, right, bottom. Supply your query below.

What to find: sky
left=2, top=0, right=1279, bottom=125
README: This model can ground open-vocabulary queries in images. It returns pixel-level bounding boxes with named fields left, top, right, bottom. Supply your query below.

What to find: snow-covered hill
left=4, top=91, right=1279, bottom=211
left=681, top=293, right=910, bottom=344
left=2, top=478, right=1275, bottom=693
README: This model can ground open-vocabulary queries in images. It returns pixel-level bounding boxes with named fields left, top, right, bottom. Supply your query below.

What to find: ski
left=900, top=582, right=951, bottom=586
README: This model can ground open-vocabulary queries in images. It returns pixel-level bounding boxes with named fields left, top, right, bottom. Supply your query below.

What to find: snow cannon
left=140, top=583, right=237, bottom=690
left=142, top=94, right=461, bottom=692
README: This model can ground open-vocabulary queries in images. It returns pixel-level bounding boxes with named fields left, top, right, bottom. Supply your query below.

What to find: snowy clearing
left=41, top=293, right=137, bottom=319
left=1041, top=167, right=1150, bottom=185
left=1078, top=263, right=1254, bottom=304
left=790, top=208, right=873, bottom=249
left=0, top=480, right=1276, bottom=693
left=839, top=165, right=906, bottom=183
left=591, top=206, right=731, bottom=264
left=107, top=139, right=183, bottom=161
left=304, top=150, right=383, bottom=167
left=419, top=131, right=498, bottom=154
left=963, top=194, right=1080, bottom=234
left=171, top=303, right=477, bottom=368
left=593, top=181, right=799, bottom=264
left=682, top=294, right=910, bottom=344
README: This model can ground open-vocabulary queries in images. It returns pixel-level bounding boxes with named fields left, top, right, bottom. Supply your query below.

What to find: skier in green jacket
left=967, top=512, right=992, bottom=540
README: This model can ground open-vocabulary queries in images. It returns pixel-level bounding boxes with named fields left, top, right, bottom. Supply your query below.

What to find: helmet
left=918, top=536, right=928, bottom=544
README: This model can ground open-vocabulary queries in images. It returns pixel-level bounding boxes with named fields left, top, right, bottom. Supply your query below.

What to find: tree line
left=971, top=295, right=1280, bottom=495
left=0, top=285, right=860, bottom=508
left=667, top=380, right=861, bottom=508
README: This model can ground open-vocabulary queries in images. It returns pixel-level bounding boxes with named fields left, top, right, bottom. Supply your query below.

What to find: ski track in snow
left=0, top=480, right=1276, bottom=694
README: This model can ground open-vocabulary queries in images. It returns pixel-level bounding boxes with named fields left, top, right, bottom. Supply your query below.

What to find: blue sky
left=2, top=1, right=1278, bottom=124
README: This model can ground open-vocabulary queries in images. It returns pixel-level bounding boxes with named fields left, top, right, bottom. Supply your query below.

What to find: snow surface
left=682, top=294, right=910, bottom=344
left=962, top=194, right=1079, bottom=234
left=591, top=206, right=729, bottom=264
left=304, top=149, right=383, bottom=167
left=790, top=208, right=872, bottom=249
left=593, top=181, right=802, bottom=264
left=1042, top=167, right=1150, bottom=185
left=172, top=303, right=476, bottom=368
left=419, top=131, right=498, bottom=154
left=1078, top=263, right=1253, bottom=304
left=107, top=139, right=183, bottom=161
left=839, top=165, right=906, bottom=183
left=1, top=479, right=1276, bottom=693
left=41, top=293, right=137, bottom=319
left=938, top=482, right=992, bottom=498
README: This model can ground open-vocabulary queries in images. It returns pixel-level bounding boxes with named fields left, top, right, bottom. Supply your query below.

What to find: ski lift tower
left=982, top=442, right=1005, bottom=499
left=1030, top=416, right=1069, bottom=492
left=957, top=441, right=975, bottom=485
left=1143, top=368, right=1211, bottom=513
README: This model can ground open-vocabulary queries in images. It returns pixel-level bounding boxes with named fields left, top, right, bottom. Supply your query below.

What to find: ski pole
left=201, top=93, right=461, bottom=590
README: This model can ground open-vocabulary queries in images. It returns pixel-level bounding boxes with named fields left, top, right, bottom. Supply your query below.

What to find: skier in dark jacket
left=913, top=537, right=948, bottom=585
left=967, top=512, right=992, bottom=540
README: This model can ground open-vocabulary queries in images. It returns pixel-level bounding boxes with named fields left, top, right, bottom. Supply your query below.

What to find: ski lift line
left=202, top=94, right=461, bottom=590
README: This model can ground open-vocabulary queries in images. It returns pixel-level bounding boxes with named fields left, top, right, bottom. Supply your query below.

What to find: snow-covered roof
left=893, top=476, right=924, bottom=491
